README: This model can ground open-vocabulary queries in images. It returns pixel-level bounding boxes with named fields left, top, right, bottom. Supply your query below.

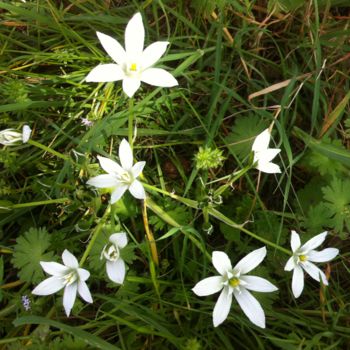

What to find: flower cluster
left=27, top=12, right=339, bottom=328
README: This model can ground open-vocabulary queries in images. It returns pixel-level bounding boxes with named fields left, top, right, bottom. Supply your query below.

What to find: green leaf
left=11, top=227, right=55, bottom=283
left=13, top=316, right=120, bottom=350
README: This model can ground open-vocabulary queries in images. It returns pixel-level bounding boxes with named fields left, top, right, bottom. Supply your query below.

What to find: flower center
left=104, top=244, right=120, bottom=262
left=229, top=277, right=240, bottom=288
left=118, top=170, right=133, bottom=185
left=63, top=270, right=78, bottom=286
left=299, top=254, right=307, bottom=262
left=130, top=63, right=137, bottom=71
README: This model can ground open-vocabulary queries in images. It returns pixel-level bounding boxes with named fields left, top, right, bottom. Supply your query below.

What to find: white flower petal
left=40, top=261, right=69, bottom=276
left=119, top=139, right=133, bottom=170
left=87, top=174, right=119, bottom=188
left=257, top=149, right=281, bottom=163
left=240, top=276, right=278, bottom=293
left=122, top=76, right=141, bottom=97
left=78, top=281, right=93, bottom=303
left=63, top=283, right=78, bottom=317
left=301, top=261, right=328, bottom=285
left=96, top=31, right=126, bottom=65
left=192, top=276, right=224, bottom=296
left=128, top=180, right=146, bottom=199
left=308, top=248, right=339, bottom=263
left=97, top=156, right=124, bottom=175
left=291, top=230, right=301, bottom=252
left=131, top=161, right=146, bottom=178
left=22, top=125, right=31, bottom=143
left=85, top=64, right=125, bottom=82
left=212, top=251, right=232, bottom=276
left=110, top=185, right=128, bottom=203
left=109, top=232, right=128, bottom=249
left=106, top=259, right=126, bottom=284
left=77, top=267, right=90, bottom=282
left=62, top=250, right=79, bottom=269
left=233, top=247, right=266, bottom=275
left=213, top=287, right=232, bottom=327
left=141, top=41, right=169, bottom=69
left=252, top=129, right=270, bottom=152
left=125, top=13, right=144, bottom=58
left=233, top=288, right=266, bottom=328
left=292, top=265, right=304, bottom=298
left=256, top=161, right=281, bottom=174
left=141, top=68, right=178, bottom=87
left=32, top=276, right=64, bottom=295
left=301, top=231, right=328, bottom=252
left=284, top=256, right=296, bottom=271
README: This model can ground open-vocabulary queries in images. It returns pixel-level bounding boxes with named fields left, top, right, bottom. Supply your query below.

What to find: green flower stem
left=9, top=198, right=69, bottom=209
left=27, top=139, right=69, bottom=161
left=143, top=183, right=291, bottom=255
left=79, top=205, right=111, bottom=267
left=214, top=165, right=252, bottom=197
left=128, top=97, right=134, bottom=148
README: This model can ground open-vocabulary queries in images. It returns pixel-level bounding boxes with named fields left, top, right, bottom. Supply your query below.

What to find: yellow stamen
left=229, top=277, right=240, bottom=288
left=299, top=255, right=307, bottom=262
left=130, top=63, right=137, bottom=71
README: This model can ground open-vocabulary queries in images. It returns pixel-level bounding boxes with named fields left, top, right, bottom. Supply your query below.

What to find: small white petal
left=301, top=261, right=328, bottom=285
left=77, top=268, right=90, bottom=282
left=119, top=139, right=133, bottom=170
left=22, top=125, right=31, bottom=143
left=110, top=185, right=128, bottom=203
left=284, top=256, right=296, bottom=271
left=233, top=288, right=266, bottom=328
left=256, top=161, right=281, bottom=174
left=125, top=13, right=144, bottom=58
left=109, top=232, right=128, bottom=249
left=141, top=68, right=178, bottom=87
left=141, top=41, right=169, bottom=69
left=97, top=156, right=124, bottom=175
left=62, top=250, right=79, bottom=269
left=128, top=180, right=146, bottom=199
left=87, top=174, right=119, bottom=188
left=96, top=31, right=126, bottom=65
left=292, top=265, right=304, bottom=298
left=308, top=248, right=339, bottom=263
left=122, top=76, right=141, bottom=97
left=131, top=161, right=146, bottom=178
left=40, top=262, right=69, bottom=276
left=240, top=276, right=278, bottom=293
left=213, top=287, right=232, bottom=327
left=252, top=129, right=270, bottom=152
left=78, top=281, right=93, bottom=303
left=301, top=231, right=328, bottom=252
left=257, top=149, right=281, bottom=163
left=233, top=247, right=266, bottom=275
left=291, top=231, right=301, bottom=252
left=32, top=276, right=64, bottom=295
left=212, top=251, right=232, bottom=276
left=106, top=259, right=126, bottom=284
left=192, top=276, right=224, bottom=296
left=63, top=283, right=78, bottom=317
left=85, top=64, right=125, bottom=82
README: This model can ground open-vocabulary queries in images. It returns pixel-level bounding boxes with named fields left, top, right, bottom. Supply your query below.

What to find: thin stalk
left=9, top=198, right=69, bottom=209
left=128, top=97, right=134, bottom=148
left=79, top=205, right=111, bottom=267
left=27, top=139, right=69, bottom=161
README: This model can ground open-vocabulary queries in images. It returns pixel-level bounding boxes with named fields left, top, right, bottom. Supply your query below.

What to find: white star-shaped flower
left=0, top=125, right=31, bottom=145
left=32, top=250, right=93, bottom=317
left=86, top=12, right=178, bottom=98
left=252, top=129, right=281, bottom=174
left=101, top=232, right=128, bottom=284
left=284, top=230, right=339, bottom=298
left=192, top=247, right=278, bottom=328
left=87, top=139, right=146, bottom=203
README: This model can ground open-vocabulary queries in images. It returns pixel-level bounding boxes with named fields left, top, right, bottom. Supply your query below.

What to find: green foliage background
left=1, top=0, right=350, bottom=349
